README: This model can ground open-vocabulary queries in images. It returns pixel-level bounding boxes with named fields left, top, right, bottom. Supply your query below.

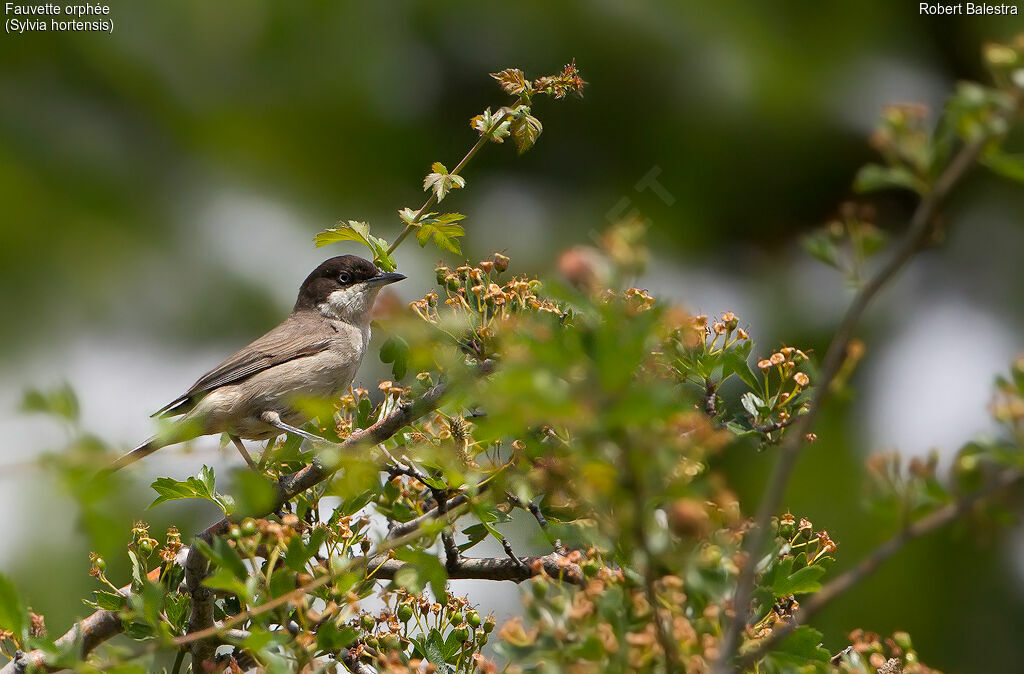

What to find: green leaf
left=164, top=592, right=190, bottom=634
left=853, top=163, right=924, bottom=195
left=149, top=465, right=234, bottom=515
left=317, top=623, right=357, bottom=651
left=801, top=231, right=841, bottom=269
left=127, top=550, right=148, bottom=593
left=202, top=567, right=249, bottom=599
left=195, top=536, right=248, bottom=583
left=511, top=113, right=543, bottom=155
left=772, top=562, right=826, bottom=596
left=721, top=341, right=758, bottom=390
left=470, top=107, right=512, bottom=143
left=379, top=335, right=410, bottom=380
left=458, top=523, right=489, bottom=552
left=314, top=220, right=396, bottom=272
left=393, top=549, right=448, bottom=602
left=741, top=392, right=764, bottom=419
left=773, top=625, right=831, bottom=662
left=0, top=574, right=28, bottom=641
left=92, top=590, right=126, bottom=611
left=232, top=470, right=276, bottom=518
left=416, top=213, right=466, bottom=255
left=982, top=151, right=1024, bottom=184
left=423, top=163, right=466, bottom=203
left=19, top=383, right=79, bottom=422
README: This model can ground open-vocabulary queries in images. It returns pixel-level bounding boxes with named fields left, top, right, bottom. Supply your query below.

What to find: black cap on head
left=294, top=255, right=382, bottom=310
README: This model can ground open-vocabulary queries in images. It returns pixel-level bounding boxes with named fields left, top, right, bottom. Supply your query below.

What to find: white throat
left=318, top=284, right=379, bottom=326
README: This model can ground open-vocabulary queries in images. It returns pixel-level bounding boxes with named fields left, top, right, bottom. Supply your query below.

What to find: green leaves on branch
left=314, top=220, right=396, bottom=272
left=149, top=465, right=234, bottom=515
left=399, top=208, right=466, bottom=255
left=470, top=108, right=512, bottom=143
left=423, top=162, right=466, bottom=203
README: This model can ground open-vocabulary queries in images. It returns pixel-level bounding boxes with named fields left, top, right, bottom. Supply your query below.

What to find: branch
left=734, top=467, right=1023, bottom=669
left=386, top=490, right=475, bottom=541
left=363, top=551, right=584, bottom=584
left=2, top=379, right=458, bottom=672
left=715, top=134, right=993, bottom=673
left=386, top=111, right=509, bottom=255
left=184, top=532, right=216, bottom=665
left=0, top=557, right=182, bottom=674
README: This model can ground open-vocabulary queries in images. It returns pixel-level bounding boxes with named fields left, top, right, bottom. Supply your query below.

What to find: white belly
left=185, top=322, right=369, bottom=439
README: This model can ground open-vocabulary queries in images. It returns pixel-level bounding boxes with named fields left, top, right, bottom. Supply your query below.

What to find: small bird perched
left=105, top=255, right=405, bottom=473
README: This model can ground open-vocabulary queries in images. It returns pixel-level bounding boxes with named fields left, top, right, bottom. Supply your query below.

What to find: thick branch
left=184, top=532, right=216, bottom=664
left=735, top=467, right=1022, bottom=669
left=364, top=551, right=585, bottom=584
left=715, top=136, right=990, bottom=673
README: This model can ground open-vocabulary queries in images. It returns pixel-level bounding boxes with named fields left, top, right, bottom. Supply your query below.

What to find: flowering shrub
left=6, top=45, right=1024, bottom=674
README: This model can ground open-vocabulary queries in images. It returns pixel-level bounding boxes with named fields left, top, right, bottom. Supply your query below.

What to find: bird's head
left=294, top=255, right=406, bottom=324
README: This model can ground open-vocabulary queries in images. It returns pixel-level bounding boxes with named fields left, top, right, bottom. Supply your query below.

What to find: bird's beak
left=366, top=271, right=407, bottom=287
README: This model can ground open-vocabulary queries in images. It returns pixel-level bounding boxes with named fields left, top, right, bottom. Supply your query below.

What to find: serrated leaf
left=774, top=625, right=831, bottom=662
left=313, top=220, right=396, bottom=272
left=92, top=590, right=126, bottom=611
left=741, top=392, right=764, bottom=419
left=772, top=563, right=826, bottom=596
left=149, top=465, right=234, bottom=515
left=491, top=68, right=529, bottom=95
left=164, top=592, right=190, bottom=634
left=470, top=107, right=512, bottom=143
left=511, top=114, right=543, bottom=155
left=423, top=162, right=466, bottom=203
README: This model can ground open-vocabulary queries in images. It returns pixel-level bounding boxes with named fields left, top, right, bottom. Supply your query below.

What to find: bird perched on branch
left=104, top=255, right=405, bottom=473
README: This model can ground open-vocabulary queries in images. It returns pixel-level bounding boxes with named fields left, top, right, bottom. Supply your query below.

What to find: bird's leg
left=259, top=411, right=327, bottom=443
left=229, top=434, right=258, bottom=470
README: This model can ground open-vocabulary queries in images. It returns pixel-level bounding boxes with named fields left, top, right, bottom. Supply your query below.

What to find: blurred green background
left=3, top=1, right=1024, bottom=670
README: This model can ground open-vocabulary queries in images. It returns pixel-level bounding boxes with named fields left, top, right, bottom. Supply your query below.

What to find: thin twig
left=715, top=135, right=991, bottom=673
left=386, top=112, right=508, bottom=255
left=734, top=467, right=1022, bottom=669
left=507, top=492, right=566, bottom=555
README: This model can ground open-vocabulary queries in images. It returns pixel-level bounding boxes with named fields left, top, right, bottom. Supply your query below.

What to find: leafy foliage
left=8, top=50, right=1024, bottom=674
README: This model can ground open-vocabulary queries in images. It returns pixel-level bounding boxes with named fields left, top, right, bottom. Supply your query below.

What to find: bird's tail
left=99, top=436, right=165, bottom=476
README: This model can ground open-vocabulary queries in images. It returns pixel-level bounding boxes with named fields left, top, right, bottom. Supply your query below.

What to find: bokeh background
left=3, top=1, right=1024, bottom=670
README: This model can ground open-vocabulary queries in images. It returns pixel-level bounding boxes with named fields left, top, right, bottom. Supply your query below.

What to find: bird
left=104, top=255, right=405, bottom=473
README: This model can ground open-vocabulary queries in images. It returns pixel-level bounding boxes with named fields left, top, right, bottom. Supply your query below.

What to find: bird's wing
left=152, top=313, right=334, bottom=418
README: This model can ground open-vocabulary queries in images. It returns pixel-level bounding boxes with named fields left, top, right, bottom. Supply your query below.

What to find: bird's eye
left=339, top=272, right=351, bottom=284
